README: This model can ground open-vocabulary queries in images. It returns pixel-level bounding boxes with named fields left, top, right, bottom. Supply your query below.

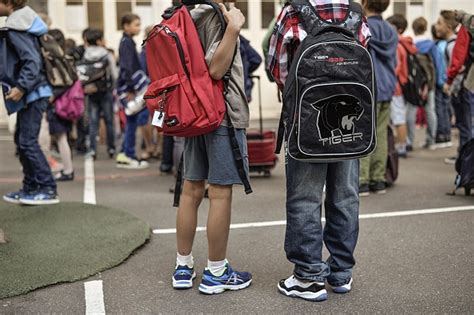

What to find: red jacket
left=447, top=26, right=470, bottom=85
left=395, top=36, right=418, bottom=96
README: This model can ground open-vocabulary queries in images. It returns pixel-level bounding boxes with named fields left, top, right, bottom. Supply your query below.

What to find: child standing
left=116, top=13, right=149, bottom=169
left=359, top=0, right=398, bottom=196
left=172, top=1, right=252, bottom=295
left=1, top=0, right=59, bottom=205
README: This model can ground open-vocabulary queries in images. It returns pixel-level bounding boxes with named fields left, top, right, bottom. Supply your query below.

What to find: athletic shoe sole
left=359, top=192, right=370, bottom=197
left=3, top=196, right=21, bottom=204
left=19, top=198, right=60, bottom=206
left=374, top=190, right=386, bottom=195
left=331, top=278, right=353, bottom=294
left=277, top=283, right=327, bottom=302
left=199, top=279, right=252, bottom=295
left=172, top=272, right=196, bottom=290
left=116, top=163, right=149, bottom=170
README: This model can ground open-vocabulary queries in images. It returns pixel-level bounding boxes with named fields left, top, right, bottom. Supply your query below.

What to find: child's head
left=436, top=10, right=457, bottom=40
left=0, top=0, right=27, bottom=16
left=121, top=13, right=141, bottom=36
left=387, top=14, right=408, bottom=35
left=412, top=17, right=428, bottom=36
left=49, top=29, right=66, bottom=50
left=361, top=0, right=390, bottom=15
left=85, top=28, right=105, bottom=47
left=431, top=24, right=441, bottom=40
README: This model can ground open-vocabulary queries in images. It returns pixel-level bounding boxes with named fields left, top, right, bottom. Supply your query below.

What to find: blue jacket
left=435, top=40, right=448, bottom=86
left=367, top=16, right=398, bottom=102
left=415, top=39, right=445, bottom=87
left=0, top=6, right=52, bottom=114
left=118, top=33, right=142, bottom=93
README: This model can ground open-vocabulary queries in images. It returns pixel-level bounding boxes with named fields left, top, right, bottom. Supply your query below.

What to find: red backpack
left=143, top=2, right=227, bottom=137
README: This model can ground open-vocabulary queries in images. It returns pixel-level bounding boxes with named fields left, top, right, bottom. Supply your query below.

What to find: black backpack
left=38, top=33, right=77, bottom=88
left=385, top=126, right=399, bottom=187
left=276, top=0, right=375, bottom=162
left=400, top=45, right=430, bottom=107
left=453, top=139, right=474, bottom=196
left=76, top=55, right=111, bottom=94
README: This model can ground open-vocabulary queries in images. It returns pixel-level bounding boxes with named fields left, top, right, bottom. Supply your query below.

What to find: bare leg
left=57, top=133, right=73, bottom=174
left=0, top=229, right=7, bottom=244
left=207, top=184, right=232, bottom=261
left=176, top=180, right=205, bottom=255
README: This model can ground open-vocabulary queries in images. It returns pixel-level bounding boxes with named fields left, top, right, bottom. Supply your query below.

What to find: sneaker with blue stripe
left=3, top=190, right=28, bottom=204
left=199, top=263, right=252, bottom=295
left=19, top=190, right=60, bottom=206
left=331, top=277, right=353, bottom=294
left=172, top=265, right=196, bottom=289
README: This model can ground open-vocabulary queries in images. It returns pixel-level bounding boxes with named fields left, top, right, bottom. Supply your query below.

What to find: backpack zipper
left=164, top=27, right=190, bottom=78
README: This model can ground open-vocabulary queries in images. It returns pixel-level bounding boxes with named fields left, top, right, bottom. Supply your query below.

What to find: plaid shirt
left=267, top=0, right=371, bottom=89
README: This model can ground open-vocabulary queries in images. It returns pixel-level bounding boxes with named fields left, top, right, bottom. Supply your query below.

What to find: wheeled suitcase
left=247, top=75, right=278, bottom=177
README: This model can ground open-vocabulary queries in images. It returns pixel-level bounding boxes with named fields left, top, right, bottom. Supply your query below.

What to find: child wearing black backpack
left=359, top=0, right=398, bottom=196
left=267, top=0, right=372, bottom=302
left=82, top=28, right=118, bottom=160
left=1, top=0, right=59, bottom=205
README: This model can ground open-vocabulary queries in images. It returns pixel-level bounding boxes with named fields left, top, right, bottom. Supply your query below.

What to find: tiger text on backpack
left=276, top=0, right=376, bottom=162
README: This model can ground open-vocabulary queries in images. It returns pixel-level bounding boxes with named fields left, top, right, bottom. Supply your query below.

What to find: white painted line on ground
left=84, top=280, right=105, bottom=315
left=0, top=135, right=13, bottom=141
left=83, top=157, right=96, bottom=205
left=152, top=205, right=474, bottom=235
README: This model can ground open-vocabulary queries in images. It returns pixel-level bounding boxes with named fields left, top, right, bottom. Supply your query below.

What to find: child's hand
left=5, top=87, right=25, bottom=102
left=219, top=3, right=245, bottom=32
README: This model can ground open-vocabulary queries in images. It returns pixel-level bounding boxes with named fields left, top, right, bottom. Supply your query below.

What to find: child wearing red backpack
left=171, top=1, right=252, bottom=295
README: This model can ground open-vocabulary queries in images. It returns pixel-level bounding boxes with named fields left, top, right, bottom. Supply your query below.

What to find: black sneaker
left=277, top=275, right=327, bottom=302
left=406, top=144, right=413, bottom=152
left=369, top=181, right=386, bottom=194
left=108, top=148, right=116, bottom=159
left=55, top=171, right=74, bottom=181
left=359, top=183, right=370, bottom=197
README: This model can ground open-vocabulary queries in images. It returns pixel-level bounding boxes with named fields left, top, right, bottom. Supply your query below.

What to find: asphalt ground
left=0, top=121, right=473, bottom=314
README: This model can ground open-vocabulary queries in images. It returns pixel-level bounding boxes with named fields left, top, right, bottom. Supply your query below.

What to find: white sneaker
left=117, top=157, right=149, bottom=169
left=331, top=277, right=353, bottom=294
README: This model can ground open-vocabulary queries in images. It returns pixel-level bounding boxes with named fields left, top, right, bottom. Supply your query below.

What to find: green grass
left=0, top=202, right=150, bottom=299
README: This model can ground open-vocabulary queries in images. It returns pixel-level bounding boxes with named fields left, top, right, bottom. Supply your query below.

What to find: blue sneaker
left=19, top=190, right=60, bottom=206
left=3, top=190, right=31, bottom=204
left=199, top=263, right=252, bottom=295
left=172, top=265, right=196, bottom=289
left=331, top=277, right=353, bottom=294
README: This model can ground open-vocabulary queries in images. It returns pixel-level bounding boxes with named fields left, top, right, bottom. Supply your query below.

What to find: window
left=66, top=0, right=82, bottom=4
left=29, top=0, right=49, bottom=14
left=87, top=0, right=104, bottom=30
left=393, top=2, right=407, bottom=17
left=136, top=0, right=152, bottom=5
left=262, top=0, right=275, bottom=28
left=235, top=1, right=248, bottom=29
left=116, top=1, right=133, bottom=30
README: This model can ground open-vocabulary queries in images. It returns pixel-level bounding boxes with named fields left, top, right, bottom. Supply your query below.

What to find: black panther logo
left=310, top=94, right=364, bottom=145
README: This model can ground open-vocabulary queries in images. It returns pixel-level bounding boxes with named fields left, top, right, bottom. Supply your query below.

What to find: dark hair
left=48, top=29, right=66, bottom=50
left=412, top=17, right=428, bottom=35
left=81, top=27, right=92, bottom=40
left=362, top=0, right=390, bottom=14
left=85, top=28, right=104, bottom=46
left=440, top=10, right=458, bottom=31
left=0, top=0, right=27, bottom=9
left=387, top=14, right=408, bottom=34
left=121, top=13, right=140, bottom=28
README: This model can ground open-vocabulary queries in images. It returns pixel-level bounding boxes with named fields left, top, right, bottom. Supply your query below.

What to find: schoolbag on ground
left=55, top=80, right=85, bottom=121
left=39, top=33, right=77, bottom=88
left=453, top=139, right=474, bottom=196
left=276, top=0, right=375, bottom=162
left=76, top=56, right=110, bottom=95
left=143, top=1, right=227, bottom=137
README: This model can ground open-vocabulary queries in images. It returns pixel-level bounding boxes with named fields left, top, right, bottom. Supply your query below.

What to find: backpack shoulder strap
left=289, top=0, right=320, bottom=35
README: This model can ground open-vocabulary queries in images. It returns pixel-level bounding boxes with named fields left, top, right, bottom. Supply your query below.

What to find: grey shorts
left=390, top=95, right=407, bottom=126
left=183, top=125, right=249, bottom=185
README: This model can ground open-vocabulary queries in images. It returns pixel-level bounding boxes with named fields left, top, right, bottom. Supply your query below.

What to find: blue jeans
left=451, top=88, right=472, bottom=149
left=285, top=157, right=359, bottom=286
left=15, top=98, right=56, bottom=193
left=121, top=112, right=139, bottom=159
left=435, top=87, right=451, bottom=139
left=87, top=92, right=115, bottom=152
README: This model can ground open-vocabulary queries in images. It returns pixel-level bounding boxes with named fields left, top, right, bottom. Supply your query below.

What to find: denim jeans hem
left=293, top=271, right=327, bottom=283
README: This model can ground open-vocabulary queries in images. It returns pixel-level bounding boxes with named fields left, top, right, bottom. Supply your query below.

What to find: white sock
left=207, top=259, right=227, bottom=276
left=285, top=275, right=324, bottom=288
left=176, top=252, right=194, bottom=268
